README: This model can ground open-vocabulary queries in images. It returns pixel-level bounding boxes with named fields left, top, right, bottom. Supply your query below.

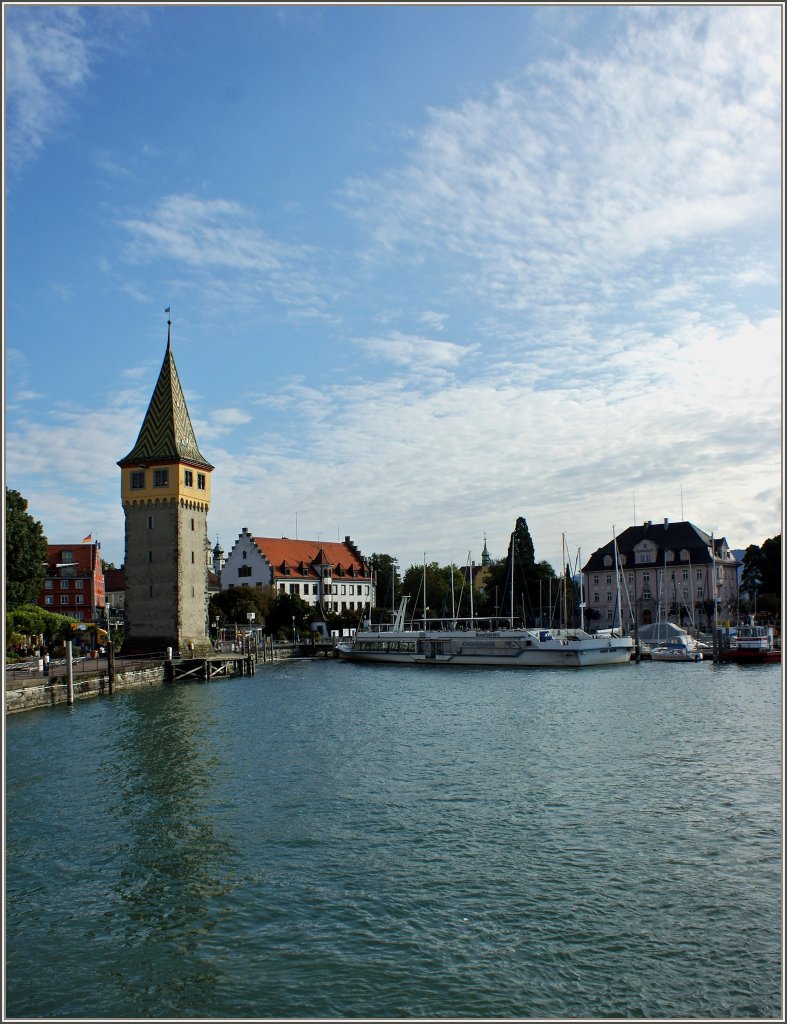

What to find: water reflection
left=99, top=686, right=239, bottom=1015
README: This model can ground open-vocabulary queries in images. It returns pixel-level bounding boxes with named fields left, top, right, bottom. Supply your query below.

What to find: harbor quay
left=4, top=639, right=337, bottom=716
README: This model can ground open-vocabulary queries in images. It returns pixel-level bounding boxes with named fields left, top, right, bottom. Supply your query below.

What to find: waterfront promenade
left=5, top=639, right=338, bottom=715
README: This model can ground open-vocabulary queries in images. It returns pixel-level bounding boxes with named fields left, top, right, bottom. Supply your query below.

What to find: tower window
left=197, top=473, right=206, bottom=490
left=184, top=470, right=193, bottom=487
left=131, top=472, right=145, bottom=489
left=148, top=516, right=154, bottom=529
left=191, top=552, right=195, bottom=564
left=154, top=469, right=169, bottom=487
left=148, top=551, right=153, bottom=563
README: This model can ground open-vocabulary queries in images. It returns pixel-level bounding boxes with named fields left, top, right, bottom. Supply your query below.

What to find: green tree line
left=740, top=534, right=781, bottom=618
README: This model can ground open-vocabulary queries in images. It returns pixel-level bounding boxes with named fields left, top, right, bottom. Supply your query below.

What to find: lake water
left=5, top=658, right=782, bottom=1019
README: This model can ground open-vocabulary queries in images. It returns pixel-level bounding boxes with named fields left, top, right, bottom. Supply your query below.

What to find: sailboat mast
left=469, top=552, right=474, bottom=625
left=612, top=526, right=622, bottom=636
left=451, top=562, right=456, bottom=623
left=510, top=535, right=515, bottom=628
left=562, top=533, right=568, bottom=629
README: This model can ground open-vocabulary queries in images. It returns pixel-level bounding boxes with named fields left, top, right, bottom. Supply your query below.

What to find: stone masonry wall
left=5, top=665, right=168, bottom=716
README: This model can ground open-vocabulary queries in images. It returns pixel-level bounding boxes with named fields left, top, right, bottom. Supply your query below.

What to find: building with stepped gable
left=221, top=529, right=374, bottom=615
left=117, top=322, right=214, bottom=655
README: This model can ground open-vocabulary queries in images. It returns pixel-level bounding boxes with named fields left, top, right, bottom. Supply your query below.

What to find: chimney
left=664, top=518, right=669, bottom=528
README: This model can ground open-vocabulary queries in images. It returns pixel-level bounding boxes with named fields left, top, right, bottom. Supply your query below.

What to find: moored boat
left=721, top=624, right=781, bottom=664
left=336, top=598, right=634, bottom=668
left=649, top=636, right=704, bottom=662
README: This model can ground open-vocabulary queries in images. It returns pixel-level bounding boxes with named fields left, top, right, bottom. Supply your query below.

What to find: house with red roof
left=221, top=528, right=375, bottom=614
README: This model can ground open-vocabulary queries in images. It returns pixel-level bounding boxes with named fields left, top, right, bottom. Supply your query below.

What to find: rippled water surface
left=5, top=659, right=782, bottom=1019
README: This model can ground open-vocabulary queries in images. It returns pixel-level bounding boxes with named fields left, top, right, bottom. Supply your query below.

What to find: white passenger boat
left=336, top=598, right=634, bottom=668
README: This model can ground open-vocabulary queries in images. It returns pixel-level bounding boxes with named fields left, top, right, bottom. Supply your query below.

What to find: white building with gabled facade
left=220, top=529, right=375, bottom=615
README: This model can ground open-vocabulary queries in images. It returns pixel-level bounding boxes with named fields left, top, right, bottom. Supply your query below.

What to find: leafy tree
left=264, top=592, right=312, bottom=639
left=6, top=605, right=80, bottom=655
left=5, top=488, right=48, bottom=609
left=740, top=536, right=781, bottom=617
left=740, top=544, right=765, bottom=602
left=400, top=561, right=465, bottom=623
left=369, top=552, right=400, bottom=613
left=760, top=534, right=781, bottom=601
left=209, top=585, right=273, bottom=627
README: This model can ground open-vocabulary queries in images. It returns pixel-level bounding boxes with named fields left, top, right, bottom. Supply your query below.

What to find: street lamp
left=292, top=616, right=297, bottom=644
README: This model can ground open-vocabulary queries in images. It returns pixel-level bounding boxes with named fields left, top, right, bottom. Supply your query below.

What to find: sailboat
left=649, top=547, right=704, bottom=661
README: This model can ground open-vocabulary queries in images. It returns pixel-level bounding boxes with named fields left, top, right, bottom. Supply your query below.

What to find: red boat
left=721, top=625, right=781, bottom=664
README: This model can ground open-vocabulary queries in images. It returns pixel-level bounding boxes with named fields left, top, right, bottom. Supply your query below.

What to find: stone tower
left=118, top=322, right=214, bottom=656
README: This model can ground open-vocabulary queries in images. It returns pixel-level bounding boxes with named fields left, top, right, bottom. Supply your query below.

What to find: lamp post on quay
left=104, top=603, right=116, bottom=693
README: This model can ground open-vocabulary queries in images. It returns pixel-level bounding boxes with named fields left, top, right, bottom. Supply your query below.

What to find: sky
left=3, top=2, right=783, bottom=576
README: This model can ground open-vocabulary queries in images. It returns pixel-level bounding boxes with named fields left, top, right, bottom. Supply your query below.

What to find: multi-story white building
left=221, top=529, right=375, bottom=615
left=582, top=519, right=740, bottom=631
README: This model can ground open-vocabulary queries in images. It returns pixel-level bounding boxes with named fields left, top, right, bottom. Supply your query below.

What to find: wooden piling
left=66, top=641, right=74, bottom=705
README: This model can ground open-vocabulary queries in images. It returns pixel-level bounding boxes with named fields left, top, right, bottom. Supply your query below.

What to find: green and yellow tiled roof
left=118, top=341, right=213, bottom=469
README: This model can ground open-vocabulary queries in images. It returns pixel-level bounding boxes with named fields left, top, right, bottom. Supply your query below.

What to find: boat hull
left=336, top=630, right=634, bottom=668
left=650, top=650, right=704, bottom=662
left=720, top=649, right=781, bottom=664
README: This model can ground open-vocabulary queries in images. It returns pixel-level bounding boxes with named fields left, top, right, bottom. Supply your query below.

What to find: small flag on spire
left=165, top=307, right=171, bottom=313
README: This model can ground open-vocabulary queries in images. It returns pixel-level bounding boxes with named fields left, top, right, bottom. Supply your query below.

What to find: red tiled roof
left=252, top=537, right=369, bottom=579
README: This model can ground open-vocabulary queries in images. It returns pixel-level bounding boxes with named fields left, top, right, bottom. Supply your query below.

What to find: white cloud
left=211, top=408, right=253, bottom=428
left=197, top=407, right=254, bottom=441
left=354, top=331, right=476, bottom=371
left=5, top=7, right=92, bottom=169
left=5, top=5, right=148, bottom=174
left=201, top=313, right=781, bottom=571
left=418, top=311, right=449, bottom=333
left=122, top=195, right=286, bottom=271
left=119, top=193, right=335, bottom=319
left=342, top=6, right=780, bottom=330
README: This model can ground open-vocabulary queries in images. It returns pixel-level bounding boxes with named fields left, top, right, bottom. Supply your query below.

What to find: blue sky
left=4, top=3, right=782, bottom=575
